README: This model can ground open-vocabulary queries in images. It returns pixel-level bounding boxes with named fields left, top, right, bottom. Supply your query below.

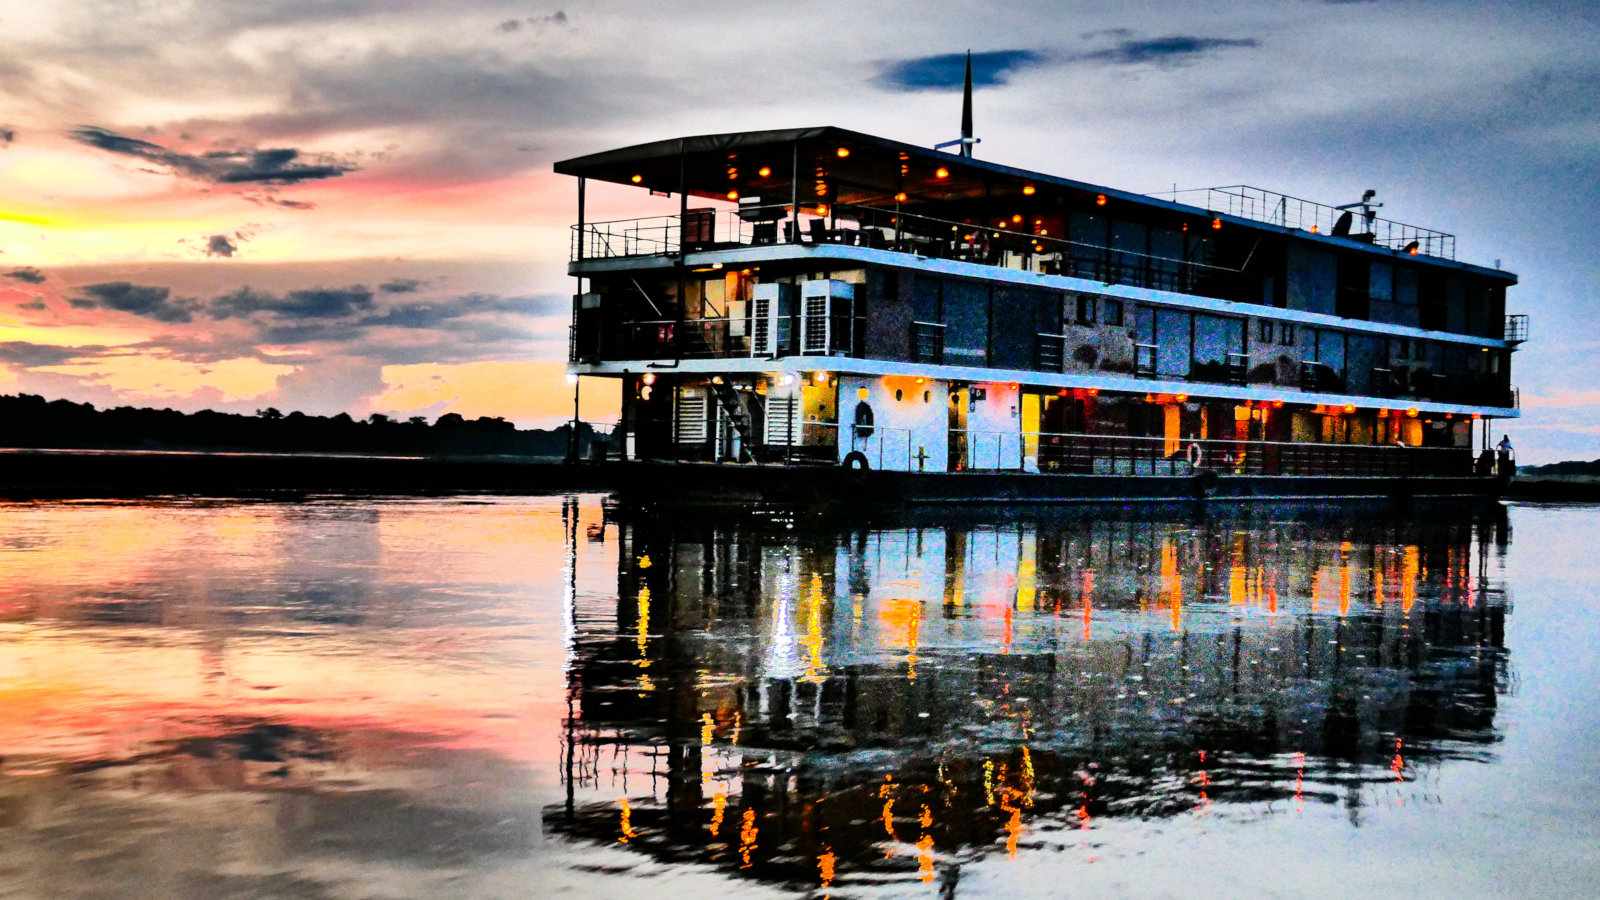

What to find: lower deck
left=601, top=370, right=1510, bottom=485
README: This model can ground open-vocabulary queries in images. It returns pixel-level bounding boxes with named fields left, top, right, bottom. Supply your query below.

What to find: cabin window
left=1258, top=320, right=1274, bottom=343
left=1076, top=294, right=1097, bottom=325
left=1279, top=323, right=1296, bottom=346
left=1155, top=309, right=1191, bottom=378
left=1103, top=298, right=1124, bottom=326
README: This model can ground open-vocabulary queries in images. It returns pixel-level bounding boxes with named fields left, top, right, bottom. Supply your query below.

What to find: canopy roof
left=553, top=126, right=1512, bottom=280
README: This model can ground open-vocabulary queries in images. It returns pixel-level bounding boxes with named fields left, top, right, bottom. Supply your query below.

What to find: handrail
left=1153, top=185, right=1456, bottom=260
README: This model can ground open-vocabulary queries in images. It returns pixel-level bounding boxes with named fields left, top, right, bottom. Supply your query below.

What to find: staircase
left=710, top=380, right=758, bottom=463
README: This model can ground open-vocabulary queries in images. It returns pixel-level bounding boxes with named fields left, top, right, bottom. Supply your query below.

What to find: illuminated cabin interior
left=556, top=126, right=1526, bottom=479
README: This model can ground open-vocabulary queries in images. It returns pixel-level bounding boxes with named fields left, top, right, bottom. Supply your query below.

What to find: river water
left=0, top=496, right=1594, bottom=898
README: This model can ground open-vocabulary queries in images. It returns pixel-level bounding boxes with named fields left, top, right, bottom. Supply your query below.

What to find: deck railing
left=964, top=429, right=1476, bottom=478
left=1153, top=185, right=1457, bottom=260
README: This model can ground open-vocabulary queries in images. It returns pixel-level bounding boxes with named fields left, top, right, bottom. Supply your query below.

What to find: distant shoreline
left=0, top=448, right=608, bottom=499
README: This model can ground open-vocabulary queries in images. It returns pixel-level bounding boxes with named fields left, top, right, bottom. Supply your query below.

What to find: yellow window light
left=836, top=146, right=851, bottom=158
left=935, top=166, right=950, bottom=179
left=1095, top=193, right=1107, bottom=206
left=630, top=173, right=643, bottom=184
left=757, top=165, right=771, bottom=178
left=894, top=192, right=908, bottom=202
left=726, top=190, right=739, bottom=201
left=1022, top=184, right=1036, bottom=196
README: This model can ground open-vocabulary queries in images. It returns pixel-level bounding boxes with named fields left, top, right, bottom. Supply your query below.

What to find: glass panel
left=943, top=278, right=989, bottom=366
left=1155, top=309, right=1191, bottom=378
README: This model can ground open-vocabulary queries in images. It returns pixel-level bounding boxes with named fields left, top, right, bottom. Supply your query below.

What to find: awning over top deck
left=552, top=126, right=1514, bottom=281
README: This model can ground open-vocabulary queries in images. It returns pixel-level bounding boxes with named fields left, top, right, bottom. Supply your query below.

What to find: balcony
left=1505, top=314, right=1529, bottom=344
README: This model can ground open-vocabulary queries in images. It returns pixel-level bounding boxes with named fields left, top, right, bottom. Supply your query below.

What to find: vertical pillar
left=790, top=141, right=800, bottom=243
left=575, top=176, right=587, bottom=262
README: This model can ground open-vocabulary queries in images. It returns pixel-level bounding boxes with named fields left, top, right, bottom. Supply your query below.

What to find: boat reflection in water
left=548, top=502, right=1511, bottom=894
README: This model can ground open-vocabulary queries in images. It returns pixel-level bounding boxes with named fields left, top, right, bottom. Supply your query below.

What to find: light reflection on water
left=0, top=496, right=1594, bottom=897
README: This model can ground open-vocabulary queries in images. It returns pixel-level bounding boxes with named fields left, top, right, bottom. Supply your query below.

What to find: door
left=948, top=386, right=969, bottom=471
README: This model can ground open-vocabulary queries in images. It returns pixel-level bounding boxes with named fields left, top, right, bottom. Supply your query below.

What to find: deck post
left=567, top=375, right=581, bottom=463
left=790, top=141, right=799, bottom=243
left=575, top=176, right=586, bottom=262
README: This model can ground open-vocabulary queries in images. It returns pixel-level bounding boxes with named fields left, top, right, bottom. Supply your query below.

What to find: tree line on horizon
left=0, top=393, right=603, bottom=458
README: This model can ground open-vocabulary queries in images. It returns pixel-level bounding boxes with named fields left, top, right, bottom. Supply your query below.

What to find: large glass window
left=1318, top=330, right=1346, bottom=379
left=943, top=278, right=989, bottom=366
left=1155, top=309, right=1191, bottom=378
left=1193, top=314, right=1244, bottom=379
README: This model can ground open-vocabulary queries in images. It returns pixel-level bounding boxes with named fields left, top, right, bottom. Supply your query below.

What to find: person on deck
left=1495, top=434, right=1515, bottom=476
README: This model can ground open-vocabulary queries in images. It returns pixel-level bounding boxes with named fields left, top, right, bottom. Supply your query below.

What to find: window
left=1103, top=297, right=1124, bottom=326
left=1258, top=319, right=1274, bottom=343
left=1280, top=323, right=1296, bottom=345
left=1076, top=294, right=1097, bottom=325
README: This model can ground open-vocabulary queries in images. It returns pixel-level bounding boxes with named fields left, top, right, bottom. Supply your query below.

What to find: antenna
left=934, top=50, right=981, bottom=156
left=1334, top=188, right=1383, bottom=234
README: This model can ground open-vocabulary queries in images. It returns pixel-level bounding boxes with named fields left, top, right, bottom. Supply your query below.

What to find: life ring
left=842, top=451, right=871, bottom=471
left=1186, top=442, right=1204, bottom=468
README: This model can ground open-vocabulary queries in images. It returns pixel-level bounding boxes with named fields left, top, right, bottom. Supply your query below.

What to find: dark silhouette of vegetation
left=0, top=393, right=604, bottom=458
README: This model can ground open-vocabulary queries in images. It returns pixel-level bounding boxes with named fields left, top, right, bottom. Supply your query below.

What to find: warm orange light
left=1022, top=184, right=1036, bottom=196
left=641, top=373, right=656, bottom=385
left=935, top=166, right=950, bottom=179
left=1272, top=400, right=1284, bottom=408
left=894, top=192, right=908, bottom=202
left=726, top=190, right=739, bottom=201
left=1037, top=228, right=1049, bottom=236
left=815, top=185, right=828, bottom=197
left=857, top=387, right=869, bottom=400
left=1406, top=407, right=1419, bottom=418
left=1211, top=217, right=1223, bottom=230
left=1011, top=213, right=1023, bottom=223
left=1058, top=388, right=1070, bottom=397
left=1408, top=245, right=1420, bottom=256
left=1087, top=388, right=1099, bottom=396
left=915, top=376, right=926, bottom=384
left=1095, top=193, right=1107, bottom=206
left=1471, top=413, right=1481, bottom=420
left=814, top=371, right=828, bottom=385
left=836, top=146, right=851, bottom=158
left=727, top=168, right=738, bottom=179
left=1343, top=404, right=1356, bottom=413
left=1010, top=382, right=1020, bottom=390
left=816, top=203, right=829, bottom=215
left=997, top=220, right=1008, bottom=229
left=757, top=166, right=772, bottom=178
left=630, top=173, right=643, bottom=184
left=1176, top=394, right=1188, bottom=402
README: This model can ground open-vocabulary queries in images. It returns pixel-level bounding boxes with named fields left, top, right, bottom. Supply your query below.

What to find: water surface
left=0, top=496, right=1595, bottom=897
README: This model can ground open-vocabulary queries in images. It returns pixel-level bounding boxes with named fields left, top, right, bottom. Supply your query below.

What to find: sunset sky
left=1, top=1, right=1596, bottom=460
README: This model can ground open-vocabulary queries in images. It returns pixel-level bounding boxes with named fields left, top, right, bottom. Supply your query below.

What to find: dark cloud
left=210, top=285, right=376, bottom=320
left=497, top=10, right=567, bottom=31
left=243, top=193, right=317, bottom=210
left=70, top=282, right=200, bottom=323
left=18, top=299, right=47, bottom=311
left=0, top=126, right=13, bottom=146
left=877, top=50, right=1048, bottom=91
left=0, top=341, right=94, bottom=367
left=379, top=278, right=426, bottom=294
left=205, top=234, right=238, bottom=257
left=355, top=293, right=549, bottom=329
left=69, top=126, right=355, bottom=185
left=4, top=266, right=45, bottom=284
left=1070, top=35, right=1260, bottom=67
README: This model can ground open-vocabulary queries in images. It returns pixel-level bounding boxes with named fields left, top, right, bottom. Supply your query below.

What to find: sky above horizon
left=1, top=1, right=1596, bottom=460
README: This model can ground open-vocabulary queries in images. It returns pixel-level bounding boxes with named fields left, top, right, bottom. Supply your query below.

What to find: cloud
left=205, top=234, right=238, bottom=257
left=496, top=10, right=568, bottom=32
left=4, top=266, right=45, bottom=284
left=69, top=282, right=200, bottom=323
left=210, top=285, right=376, bottom=320
left=18, top=299, right=47, bottom=311
left=243, top=193, right=316, bottom=210
left=0, top=126, right=13, bottom=146
left=379, top=278, right=426, bottom=294
left=0, top=341, right=99, bottom=367
left=69, top=126, right=355, bottom=185
left=1069, top=35, right=1261, bottom=67
left=877, top=50, right=1048, bottom=91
